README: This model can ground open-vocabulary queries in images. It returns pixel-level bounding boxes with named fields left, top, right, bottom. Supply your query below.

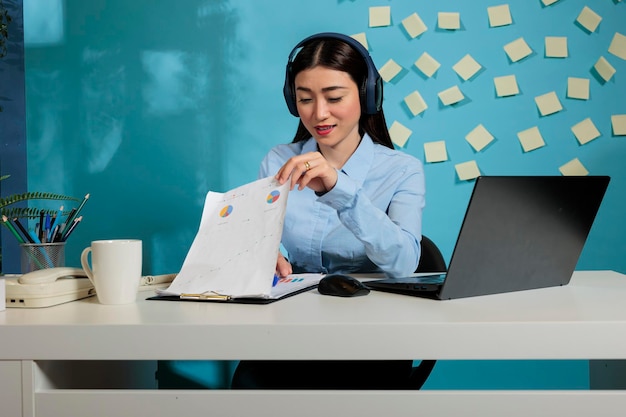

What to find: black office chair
left=405, top=234, right=447, bottom=389
left=231, top=236, right=447, bottom=390
left=415, top=235, right=447, bottom=274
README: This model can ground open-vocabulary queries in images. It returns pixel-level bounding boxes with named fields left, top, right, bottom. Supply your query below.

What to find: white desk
left=2, top=270, right=626, bottom=417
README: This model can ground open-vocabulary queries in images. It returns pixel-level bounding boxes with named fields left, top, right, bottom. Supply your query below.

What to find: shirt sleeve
left=317, top=159, right=425, bottom=277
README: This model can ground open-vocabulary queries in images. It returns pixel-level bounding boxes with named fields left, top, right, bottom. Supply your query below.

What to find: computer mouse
left=318, top=274, right=370, bottom=297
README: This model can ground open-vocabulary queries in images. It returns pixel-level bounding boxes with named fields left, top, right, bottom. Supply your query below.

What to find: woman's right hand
left=276, top=252, right=292, bottom=277
left=275, top=151, right=338, bottom=194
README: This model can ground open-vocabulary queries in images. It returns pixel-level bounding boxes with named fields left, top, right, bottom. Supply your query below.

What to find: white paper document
left=161, top=176, right=309, bottom=299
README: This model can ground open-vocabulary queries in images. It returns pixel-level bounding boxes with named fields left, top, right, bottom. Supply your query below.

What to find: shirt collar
left=340, top=134, right=374, bottom=185
left=302, top=134, right=375, bottom=185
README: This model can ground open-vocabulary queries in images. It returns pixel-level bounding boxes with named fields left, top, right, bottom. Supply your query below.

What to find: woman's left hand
left=275, top=151, right=338, bottom=193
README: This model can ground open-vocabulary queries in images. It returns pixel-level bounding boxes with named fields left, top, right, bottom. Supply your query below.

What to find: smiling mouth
left=315, top=125, right=335, bottom=135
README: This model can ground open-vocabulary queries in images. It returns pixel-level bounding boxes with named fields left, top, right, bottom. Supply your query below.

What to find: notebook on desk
left=366, top=176, right=610, bottom=300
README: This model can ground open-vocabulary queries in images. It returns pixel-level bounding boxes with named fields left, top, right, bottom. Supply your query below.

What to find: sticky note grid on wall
left=360, top=1, right=625, bottom=181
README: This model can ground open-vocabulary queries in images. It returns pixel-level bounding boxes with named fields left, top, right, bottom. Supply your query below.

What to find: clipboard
left=147, top=273, right=323, bottom=304
left=146, top=283, right=318, bottom=304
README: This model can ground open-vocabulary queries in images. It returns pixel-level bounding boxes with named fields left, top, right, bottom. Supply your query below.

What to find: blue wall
left=16, top=0, right=626, bottom=276
left=3, top=0, right=625, bottom=389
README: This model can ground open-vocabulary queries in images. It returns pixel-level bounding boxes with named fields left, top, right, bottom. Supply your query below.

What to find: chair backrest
left=415, top=235, right=447, bottom=273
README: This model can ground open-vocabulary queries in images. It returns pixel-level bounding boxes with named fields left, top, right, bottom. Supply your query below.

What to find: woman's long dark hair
left=289, top=38, right=394, bottom=150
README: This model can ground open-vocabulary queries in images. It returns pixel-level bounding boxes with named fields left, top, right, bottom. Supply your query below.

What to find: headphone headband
left=283, top=32, right=383, bottom=117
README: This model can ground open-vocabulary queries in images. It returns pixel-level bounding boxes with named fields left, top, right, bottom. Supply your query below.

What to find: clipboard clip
left=180, top=291, right=232, bottom=301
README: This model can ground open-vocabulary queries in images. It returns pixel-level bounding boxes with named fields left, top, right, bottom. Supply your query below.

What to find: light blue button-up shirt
left=259, top=134, right=425, bottom=277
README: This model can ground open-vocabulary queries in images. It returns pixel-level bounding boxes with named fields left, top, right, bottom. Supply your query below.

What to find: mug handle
left=80, top=247, right=96, bottom=286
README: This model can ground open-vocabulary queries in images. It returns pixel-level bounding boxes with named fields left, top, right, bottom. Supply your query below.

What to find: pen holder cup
left=20, top=242, right=66, bottom=274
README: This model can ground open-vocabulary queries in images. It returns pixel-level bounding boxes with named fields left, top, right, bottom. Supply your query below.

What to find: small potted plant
left=1, top=174, right=80, bottom=272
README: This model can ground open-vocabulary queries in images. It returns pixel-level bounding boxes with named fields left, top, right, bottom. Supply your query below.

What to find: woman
left=232, top=32, right=426, bottom=389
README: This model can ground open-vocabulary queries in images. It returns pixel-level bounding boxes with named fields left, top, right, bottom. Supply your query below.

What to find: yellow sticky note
left=379, top=59, right=403, bottom=83
left=438, top=12, right=460, bottom=30
left=576, top=6, right=602, bottom=33
left=504, top=37, right=533, bottom=62
left=545, top=37, right=568, bottom=58
left=611, top=114, right=626, bottom=135
left=594, top=56, right=616, bottom=82
left=424, top=141, right=448, bottom=163
left=402, top=12, right=428, bottom=38
left=452, top=54, right=482, bottom=81
left=487, top=4, right=512, bottom=28
left=534, top=91, right=563, bottom=116
left=541, top=0, right=560, bottom=5
left=571, top=118, right=601, bottom=145
left=517, top=126, right=545, bottom=152
left=350, top=33, right=368, bottom=50
left=567, top=77, right=590, bottom=100
left=369, top=6, right=391, bottom=28
left=493, top=75, right=519, bottom=97
left=414, top=52, right=440, bottom=78
left=389, top=121, right=412, bottom=148
left=559, top=158, right=589, bottom=176
left=608, top=32, right=626, bottom=61
left=465, top=124, right=494, bottom=152
left=404, top=91, right=428, bottom=116
left=438, top=86, right=464, bottom=106
left=455, top=161, right=481, bottom=181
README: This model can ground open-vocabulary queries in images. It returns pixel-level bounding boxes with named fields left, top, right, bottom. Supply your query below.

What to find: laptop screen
left=437, top=176, right=610, bottom=299
left=368, top=176, right=610, bottom=300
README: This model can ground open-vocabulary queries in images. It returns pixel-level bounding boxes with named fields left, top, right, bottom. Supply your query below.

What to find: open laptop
left=366, top=176, right=610, bottom=300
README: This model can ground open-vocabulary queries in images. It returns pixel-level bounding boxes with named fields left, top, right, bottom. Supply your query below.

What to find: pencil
left=2, top=215, right=25, bottom=243
left=63, top=193, right=89, bottom=238
left=61, top=216, right=82, bottom=241
left=13, top=217, right=35, bottom=243
left=62, top=207, right=76, bottom=229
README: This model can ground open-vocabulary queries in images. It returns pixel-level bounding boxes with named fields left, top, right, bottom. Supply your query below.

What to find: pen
left=52, top=223, right=65, bottom=242
left=273, top=273, right=279, bottom=287
left=48, top=205, right=63, bottom=241
left=38, top=210, right=44, bottom=241
left=25, top=228, right=54, bottom=268
left=29, top=228, right=42, bottom=244
left=140, top=273, right=178, bottom=286
left=43, top=213, right=51, bottom=243
left=50, top=224, right=60, bottom=243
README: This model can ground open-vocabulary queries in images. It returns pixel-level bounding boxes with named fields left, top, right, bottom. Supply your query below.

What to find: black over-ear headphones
left=283, top=32, right=383, bottom=117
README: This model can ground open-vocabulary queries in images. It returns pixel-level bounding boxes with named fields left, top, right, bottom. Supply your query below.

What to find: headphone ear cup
left=360, top=80, right=368, bottom=112
left=373, top=75, right=383, bottom=113
left=361, top=73, right=382, bottom=115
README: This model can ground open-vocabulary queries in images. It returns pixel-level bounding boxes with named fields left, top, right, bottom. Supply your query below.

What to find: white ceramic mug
left=80, top=239, right=142, bottom=305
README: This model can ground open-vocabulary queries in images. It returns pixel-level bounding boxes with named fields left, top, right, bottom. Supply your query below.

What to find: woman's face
left=294, top=66, right=362, bottom=152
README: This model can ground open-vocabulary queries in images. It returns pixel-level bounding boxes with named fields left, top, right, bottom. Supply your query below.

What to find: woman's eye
left=298, top=98, right=312, bottom=104
left=328, top=97, right=343, bottom=103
